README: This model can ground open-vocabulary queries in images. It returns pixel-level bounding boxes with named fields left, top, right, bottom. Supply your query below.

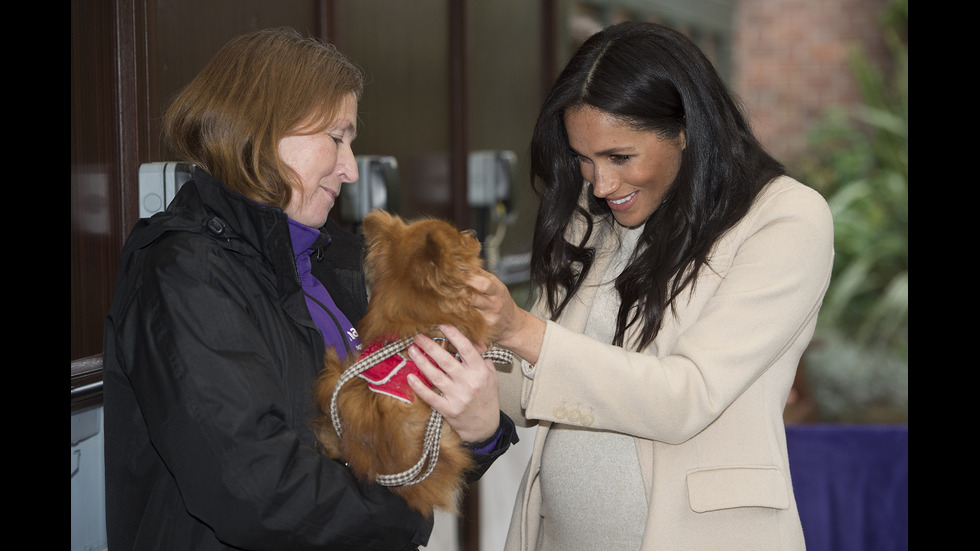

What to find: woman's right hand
left=406, top=325, right=500, bottom=444
left=468, top=271, right=546, bottom=365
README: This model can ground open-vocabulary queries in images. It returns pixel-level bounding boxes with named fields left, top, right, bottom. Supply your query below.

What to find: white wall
left=422, top=426, right=535, bottom=551
left=478, top=426, right=535, bottom=551
left=70, top=405, right=107, bottom=551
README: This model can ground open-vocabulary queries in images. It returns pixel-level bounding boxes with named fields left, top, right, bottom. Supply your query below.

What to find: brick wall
left=733, top=0, right=892, bottom=164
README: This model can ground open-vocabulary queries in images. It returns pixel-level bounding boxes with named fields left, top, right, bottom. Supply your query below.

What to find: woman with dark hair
left=469, top=21, right=832, bottom=550
left=103, top=28, right=514, bottom=551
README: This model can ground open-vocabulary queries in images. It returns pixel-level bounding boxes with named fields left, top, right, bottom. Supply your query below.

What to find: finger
left=407, top=349, right=468, bottom=419
left=467, top=273, right=493, bottom=294
left=466, top=276, right=496, bottom=314
left=407, top=342, right=454, bottom=385
left=412, top=333, right=459, bottom=372
left=407, top=373, right=447, bottom=408
left=469, top=290, right=494, bottom=314
left=437, top=324, right=476, bottom=359
left=438, top=325, right=493, bottom=371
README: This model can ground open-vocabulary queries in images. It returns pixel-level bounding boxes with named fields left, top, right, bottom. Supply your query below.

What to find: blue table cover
left=787, top=425, right=908, bottom=551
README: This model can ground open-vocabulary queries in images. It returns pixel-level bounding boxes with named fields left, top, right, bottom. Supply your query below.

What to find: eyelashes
left=571, top=152, right=631, bottom=165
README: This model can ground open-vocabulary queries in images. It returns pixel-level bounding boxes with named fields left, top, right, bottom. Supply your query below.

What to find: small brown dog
left=313, top=210, right=490, bottom=517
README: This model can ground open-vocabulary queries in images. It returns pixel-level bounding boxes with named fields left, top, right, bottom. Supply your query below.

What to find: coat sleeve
left=112, top=234, right=431, bottom=551
left=464, top=411, right=520, bottom=484
left=517, top=180, right=834, bottom=444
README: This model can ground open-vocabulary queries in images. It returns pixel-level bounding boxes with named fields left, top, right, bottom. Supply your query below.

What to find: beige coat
left=498, top=176, right=833, bottom=551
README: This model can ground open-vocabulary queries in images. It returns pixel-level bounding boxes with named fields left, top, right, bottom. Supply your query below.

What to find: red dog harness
left=356, top=338, right=435, bottom=403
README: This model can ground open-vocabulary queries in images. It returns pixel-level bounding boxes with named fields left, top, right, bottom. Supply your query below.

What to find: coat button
left=553, top=405, right=567, bottom=419
left=567, top=409, right=580, bottom=423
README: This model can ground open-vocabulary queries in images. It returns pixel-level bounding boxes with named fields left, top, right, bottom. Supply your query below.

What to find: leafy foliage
left=802, top=3, right=907, bottom=349
left=794, top=0, right=907, bottom=421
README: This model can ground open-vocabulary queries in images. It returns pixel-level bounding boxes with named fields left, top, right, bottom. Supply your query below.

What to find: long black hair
left=529, top=21, right=784, bottom=350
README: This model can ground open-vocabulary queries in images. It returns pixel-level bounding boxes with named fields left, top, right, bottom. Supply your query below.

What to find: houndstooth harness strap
left=329, top=335, right=513, bottom=487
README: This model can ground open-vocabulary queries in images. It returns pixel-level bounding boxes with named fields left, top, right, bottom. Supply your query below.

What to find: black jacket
left=103, top=170, right=513, bottom=550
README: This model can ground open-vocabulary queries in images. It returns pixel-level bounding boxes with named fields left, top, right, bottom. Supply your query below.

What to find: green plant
left=795, top=0, right=907, bottom=422
left=806, top=6, right=908, bottom=349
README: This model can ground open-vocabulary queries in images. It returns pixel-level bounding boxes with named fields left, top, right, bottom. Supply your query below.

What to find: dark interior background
left=71, top=0, right=563, bottom=363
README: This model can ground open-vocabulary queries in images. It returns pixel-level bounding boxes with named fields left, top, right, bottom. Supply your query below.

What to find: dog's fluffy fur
left=313, top=210, right=489, bottom=517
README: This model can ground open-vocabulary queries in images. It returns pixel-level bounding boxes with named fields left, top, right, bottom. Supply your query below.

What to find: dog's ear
left=413, top=224, right=482, bottom=293
left=362, top=210, right=406, bottom=255
left=362, top=209, right=403, bottom=239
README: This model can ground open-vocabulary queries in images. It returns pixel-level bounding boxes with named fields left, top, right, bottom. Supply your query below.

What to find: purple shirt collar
left=288, top=219, right=362, bottom=361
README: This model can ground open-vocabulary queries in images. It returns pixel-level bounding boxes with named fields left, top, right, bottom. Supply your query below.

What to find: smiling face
left=279, top=93, right=359, bottom=228
left=564, top=104, right=685, bottom=228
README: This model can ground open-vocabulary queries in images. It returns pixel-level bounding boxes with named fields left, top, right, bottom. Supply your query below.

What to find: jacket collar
left=131, top=168, right=327, bottom=329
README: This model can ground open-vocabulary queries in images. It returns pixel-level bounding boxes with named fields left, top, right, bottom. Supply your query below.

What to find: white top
left=538, top=224, right=648, bottom=550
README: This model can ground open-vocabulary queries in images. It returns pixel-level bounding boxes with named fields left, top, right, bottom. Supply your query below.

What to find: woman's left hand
left=406, top=324, right=500, bottom=443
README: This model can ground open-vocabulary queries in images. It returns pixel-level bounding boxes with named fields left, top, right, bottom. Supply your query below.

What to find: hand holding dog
left=407, top=324, right=501, bottom=444
left=468, top=272, right=546, bottom=366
